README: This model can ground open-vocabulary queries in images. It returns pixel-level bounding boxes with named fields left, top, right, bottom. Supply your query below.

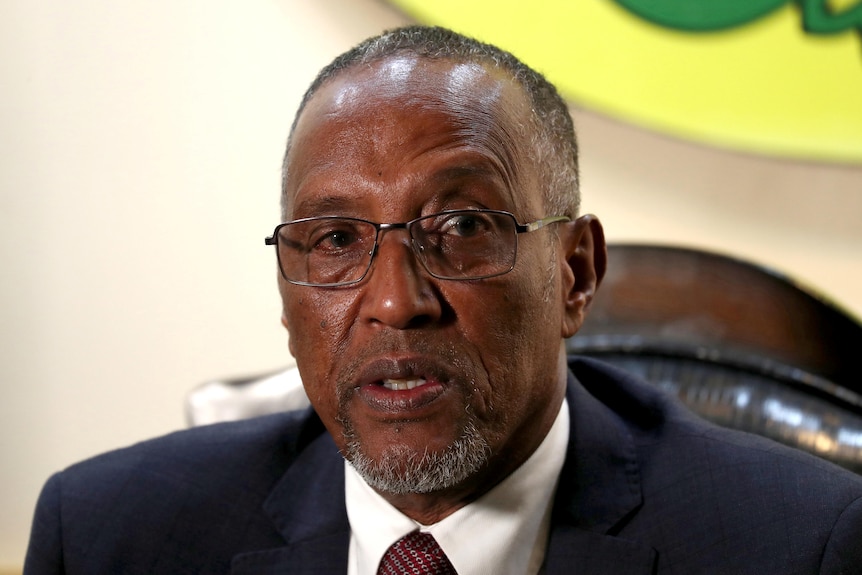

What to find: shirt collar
left=345, top=398, right=569, bottom=575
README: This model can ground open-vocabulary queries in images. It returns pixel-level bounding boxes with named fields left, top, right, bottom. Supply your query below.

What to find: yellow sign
left=387, top=0, right=862, bottom=163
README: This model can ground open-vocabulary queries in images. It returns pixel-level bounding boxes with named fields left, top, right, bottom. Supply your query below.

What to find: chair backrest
left=568, top=244, right=862, bottom=474
left=185, top=366, right=309, bottom=427
left=186, top=244, right=862, bottom=473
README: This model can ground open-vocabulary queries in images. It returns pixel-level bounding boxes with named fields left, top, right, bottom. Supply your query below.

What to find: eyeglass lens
left=275, top=211, right=519, bottom=286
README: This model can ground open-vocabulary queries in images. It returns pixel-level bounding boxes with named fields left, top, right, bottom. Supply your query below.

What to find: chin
left=343, top=419, right=491, bottom=495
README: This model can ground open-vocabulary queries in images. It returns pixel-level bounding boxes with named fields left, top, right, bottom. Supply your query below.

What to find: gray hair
left=282, top=25, right=579, bottom=220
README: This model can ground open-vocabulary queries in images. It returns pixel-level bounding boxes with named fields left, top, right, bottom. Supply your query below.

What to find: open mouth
left=349, top=356, right=454, bottom=414
left=381, top=377, right=428, bottom=391
left=354, top=372, right=448, bottom=416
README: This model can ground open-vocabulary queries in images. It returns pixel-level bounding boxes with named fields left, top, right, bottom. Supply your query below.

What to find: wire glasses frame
left=264, top=209, right=570, bottom=287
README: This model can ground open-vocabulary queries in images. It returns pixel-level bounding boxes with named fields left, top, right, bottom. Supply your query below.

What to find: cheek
left=476, top=269, right=561, bottom=407
left=285, top=290, right=352, bottom=344
left=282, top=289, right=357, bottom=401
left=484, top=273, right=552, bottom=349
left=452, top=282, right=544, bottom=403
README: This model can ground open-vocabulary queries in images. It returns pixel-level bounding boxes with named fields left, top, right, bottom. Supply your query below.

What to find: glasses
left=265, top=209, right=570, bottom=287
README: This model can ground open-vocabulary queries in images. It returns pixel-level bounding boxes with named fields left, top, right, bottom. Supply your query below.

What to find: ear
left=559, top=214, right=606, bottom=338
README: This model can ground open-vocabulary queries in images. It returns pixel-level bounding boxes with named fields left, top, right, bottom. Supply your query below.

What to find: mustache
left=334, top=333, right=473, bottom=398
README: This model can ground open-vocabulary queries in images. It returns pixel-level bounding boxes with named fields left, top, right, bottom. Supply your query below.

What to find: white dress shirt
left=346, top=399, right=569, bottom=575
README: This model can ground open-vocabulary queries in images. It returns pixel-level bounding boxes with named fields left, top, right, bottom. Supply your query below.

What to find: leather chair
left=569, top=244, right=862, bottom=474
left=186, top=244, right=862, bottom=474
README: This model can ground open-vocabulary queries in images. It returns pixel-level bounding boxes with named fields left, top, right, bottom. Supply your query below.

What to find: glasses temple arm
left=518, top=215, right=571, bottom=233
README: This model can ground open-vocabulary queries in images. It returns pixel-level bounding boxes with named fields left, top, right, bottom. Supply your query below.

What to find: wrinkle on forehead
left=373, top=59, right=524, bottom=202
left=289, top=56, right=537, bottom=216
left=436, top=64, right=520, bottom=202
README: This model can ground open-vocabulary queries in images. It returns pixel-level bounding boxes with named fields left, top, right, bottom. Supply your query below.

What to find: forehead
left=284, top=55, right=538, bottom=217
left=318, top=56, right=511, bottom=114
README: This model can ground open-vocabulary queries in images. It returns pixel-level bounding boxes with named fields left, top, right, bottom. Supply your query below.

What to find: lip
left=349, top=356, right=455, bottom=417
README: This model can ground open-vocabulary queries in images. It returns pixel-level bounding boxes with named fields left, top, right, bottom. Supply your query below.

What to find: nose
left=359, top=229, right=443, bottom=329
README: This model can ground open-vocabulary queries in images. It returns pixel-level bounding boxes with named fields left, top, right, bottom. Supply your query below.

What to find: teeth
left=381, top=378, right=426, bottom=391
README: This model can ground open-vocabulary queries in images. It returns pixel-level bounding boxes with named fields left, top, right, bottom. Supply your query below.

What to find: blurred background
left=2, top=0, right=860, bottom=569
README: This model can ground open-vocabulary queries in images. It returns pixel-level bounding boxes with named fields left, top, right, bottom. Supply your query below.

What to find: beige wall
left=1, top=0, right=860, bottom=568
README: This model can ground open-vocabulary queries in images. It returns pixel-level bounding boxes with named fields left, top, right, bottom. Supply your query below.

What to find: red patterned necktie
left=377, top=531, right=458, bottom=575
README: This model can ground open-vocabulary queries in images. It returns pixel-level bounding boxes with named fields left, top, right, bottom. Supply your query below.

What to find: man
left=25, top=25, right=862, bottom=574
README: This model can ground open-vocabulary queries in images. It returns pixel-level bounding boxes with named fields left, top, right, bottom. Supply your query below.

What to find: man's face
left=280, top=56, right=576, bottom=500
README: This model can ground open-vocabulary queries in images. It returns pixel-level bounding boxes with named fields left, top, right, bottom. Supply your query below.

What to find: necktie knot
left=377, top=531, right=457, bottom=575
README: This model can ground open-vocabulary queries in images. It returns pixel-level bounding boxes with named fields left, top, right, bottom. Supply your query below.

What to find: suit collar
left=555, top=364, right=644, bottom=531
left=233, top=359, right=657, bottom=573
left=544, top=526, right=657, bottom=574
left=543, top=361, right=656, bottom=574
left=231, top=411, right=351, bottom=574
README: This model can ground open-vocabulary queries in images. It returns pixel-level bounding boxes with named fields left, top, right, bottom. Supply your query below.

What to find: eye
left=439, top=212, right=490, bottom=237
left=308, top=221, right=365, bottom=253
left=322, top=230, right=354, bottom=249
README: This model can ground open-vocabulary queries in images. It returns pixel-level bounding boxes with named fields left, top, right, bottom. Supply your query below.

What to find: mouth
left=348, top=357, right=455, bottom=416
left=381, top=377, right=429, bottom=391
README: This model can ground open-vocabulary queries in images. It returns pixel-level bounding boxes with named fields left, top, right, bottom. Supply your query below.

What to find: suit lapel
left=232, top=361, right=658, bottom=574
left=231, top=420, right=351, bottom=574
left=545, top=527, right=656, bottom=574
left=544, top=365, right=656, bottom=574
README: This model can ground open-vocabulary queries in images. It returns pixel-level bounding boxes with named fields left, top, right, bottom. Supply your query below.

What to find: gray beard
left=342, top=420, right=491, bottom=495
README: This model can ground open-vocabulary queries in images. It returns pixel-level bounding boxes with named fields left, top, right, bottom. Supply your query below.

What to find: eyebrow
left=288, top=161, right=508, bottom=219
left=425, top=163, right=510, bottom=203
left=289, top=195, right=357, bottom=219
left=428, top=164, right=498, bottom=184
left=416, top=158, right=512, bottom=200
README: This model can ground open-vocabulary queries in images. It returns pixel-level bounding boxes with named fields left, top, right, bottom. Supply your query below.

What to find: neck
left=374, top=459, right=509, bottom=524
left=375, top=388, right=566, bottom=525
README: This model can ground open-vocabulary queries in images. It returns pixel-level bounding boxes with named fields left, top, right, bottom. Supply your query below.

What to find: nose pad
left=411, top=238, right=428, bottom=272
left=360, top=230, right=441, bottom=328
left=367, top=226, right=420, bottom=269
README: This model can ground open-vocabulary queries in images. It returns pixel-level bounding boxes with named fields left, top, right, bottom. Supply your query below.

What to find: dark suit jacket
left=25, top=357, right=862, bottom=574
